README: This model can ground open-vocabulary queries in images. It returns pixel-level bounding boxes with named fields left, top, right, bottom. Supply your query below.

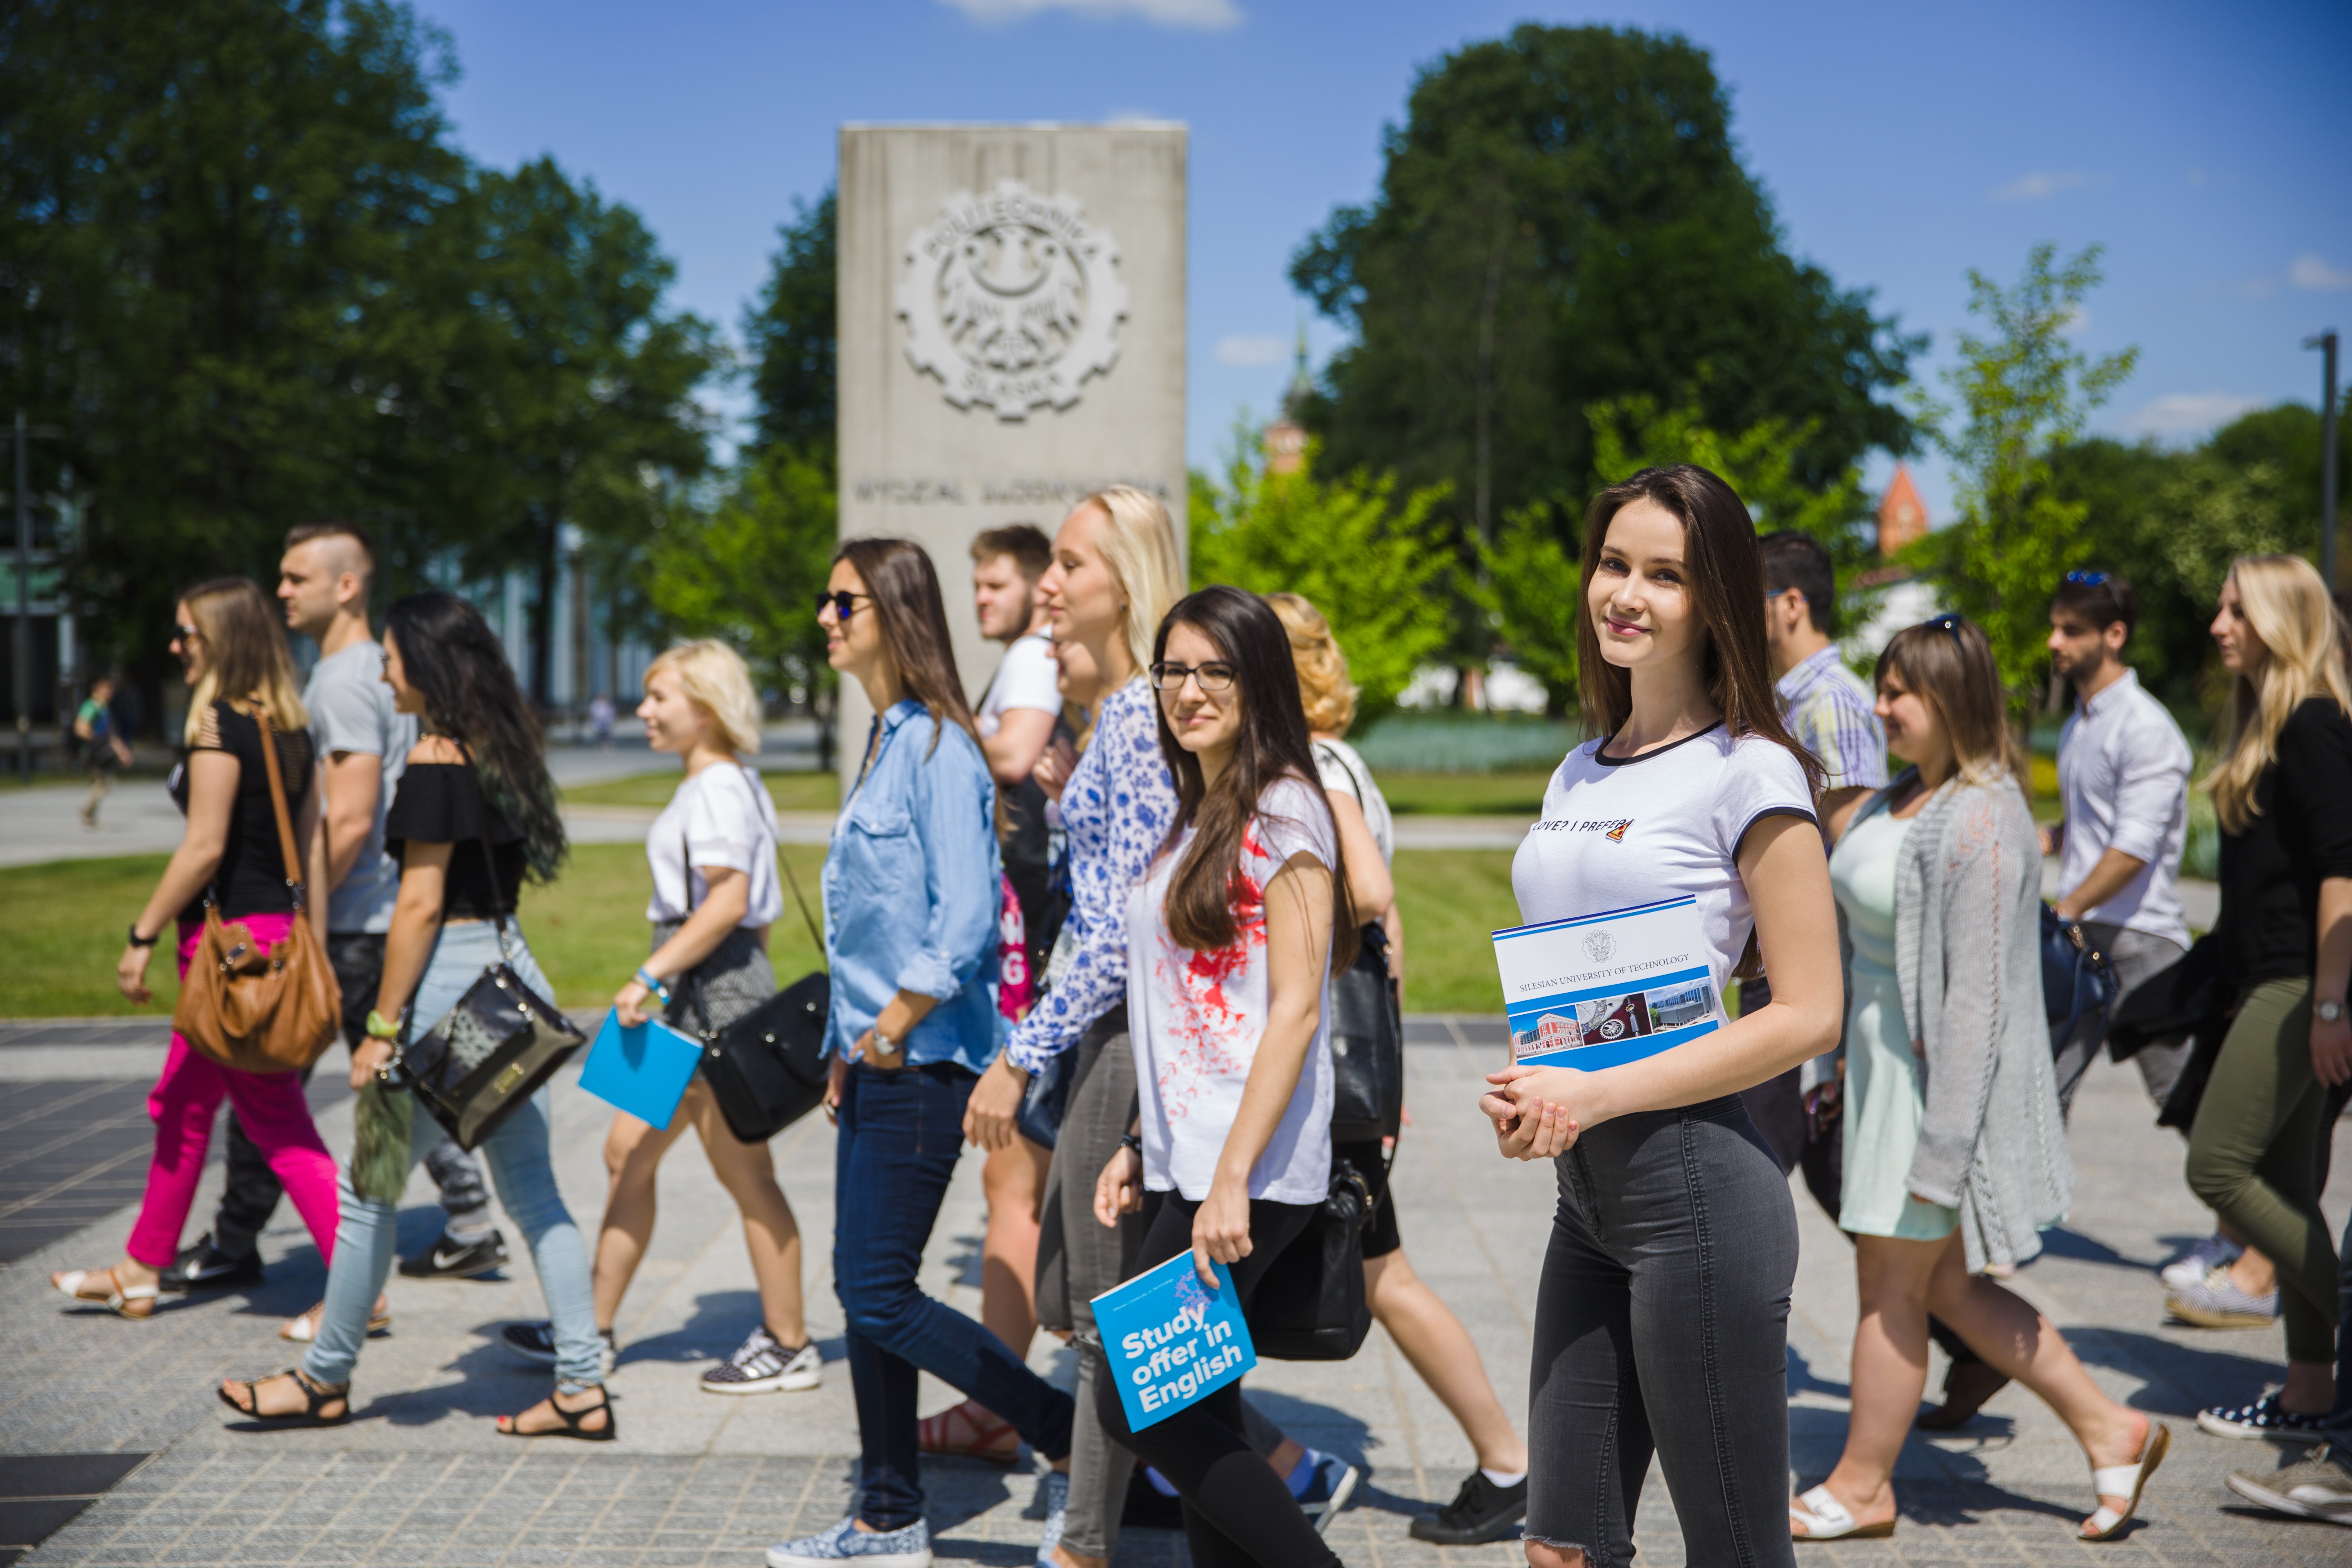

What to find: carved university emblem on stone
left=896, top=180, right=1128, bottom=421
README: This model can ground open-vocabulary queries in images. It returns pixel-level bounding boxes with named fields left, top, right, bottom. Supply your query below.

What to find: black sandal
left=497, top=1384, right=615, bottom=1442
left=218, top=1367, right=351, bottom=1427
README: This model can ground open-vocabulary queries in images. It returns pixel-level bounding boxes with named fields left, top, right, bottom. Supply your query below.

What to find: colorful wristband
left=634, top=968, right=672, bottom=1006
left=365, top=1009, right=403, bottom=1040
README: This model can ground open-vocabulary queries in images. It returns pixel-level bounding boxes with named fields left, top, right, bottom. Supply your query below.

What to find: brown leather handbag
left=172, top=705, right=342, bottom=1072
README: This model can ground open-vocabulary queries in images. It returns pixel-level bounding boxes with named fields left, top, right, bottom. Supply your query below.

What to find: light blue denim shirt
left=823, top=699, right=1004, bottom=1075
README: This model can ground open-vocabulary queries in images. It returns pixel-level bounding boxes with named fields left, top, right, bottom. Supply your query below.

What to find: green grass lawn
left=561, top=770, right=838, bottom=812
left=1377, top=771, right=1555, bottom=817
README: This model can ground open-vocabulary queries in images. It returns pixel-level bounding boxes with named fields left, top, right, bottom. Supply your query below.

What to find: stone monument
left=835, top=123, right=1188, bottom=789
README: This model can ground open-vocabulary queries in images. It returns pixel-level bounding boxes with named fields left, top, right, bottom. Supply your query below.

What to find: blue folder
left=1091, top=1252, right=1256, bottom=1431
left=577, top=1009, right=703, bottom=1129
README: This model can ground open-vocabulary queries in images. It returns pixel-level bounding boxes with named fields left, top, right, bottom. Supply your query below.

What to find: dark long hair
left=383, top=592, right=567, bottom=882
left=1152, top=586, right=1358, bottom=969
left=836, top=537, right=976, bottom=755
left=1577, top=465, right=1824, bottom=801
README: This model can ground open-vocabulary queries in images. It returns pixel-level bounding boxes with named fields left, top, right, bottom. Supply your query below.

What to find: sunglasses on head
left=2064, top=569, right=2111, bottom=587
left=812, top=590, right=870, bottom=621
left=1149, top=661, right=1238, bottom=694
left=1922, top=612, right=1967, bottom=646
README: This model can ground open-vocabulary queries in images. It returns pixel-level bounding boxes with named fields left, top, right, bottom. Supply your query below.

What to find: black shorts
left=1335, top=1137, right=1400, bottom=1259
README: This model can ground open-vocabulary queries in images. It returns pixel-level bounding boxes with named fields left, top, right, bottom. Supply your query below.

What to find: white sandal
left=1789, top=1484, right=1895, bottom=1541
left=280, top=1297, right=391, bottom=1343
left=51, top=1267, right=158, bottom=1320
left=2080, top=1420, right=2169, bottom=1541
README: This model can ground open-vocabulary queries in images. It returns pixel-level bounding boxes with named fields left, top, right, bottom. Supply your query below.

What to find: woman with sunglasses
left=55, top=579, right=340, bottom=1321
left=1090, top=584, right=1353, bottom=1568
left=1789, top=613, right=2162, bottom=1544
left=768, top=539, right=1076, bottom=1568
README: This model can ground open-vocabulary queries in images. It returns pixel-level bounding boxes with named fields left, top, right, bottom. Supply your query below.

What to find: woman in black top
left=217, top=592, right=608, bottom=1439
left=2182, top=555, right=2352, bottom=1443
left=54, top=577, right=341, bottom=1321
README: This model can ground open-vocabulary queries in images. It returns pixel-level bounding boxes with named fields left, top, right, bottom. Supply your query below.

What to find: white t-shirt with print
left=1512, top=724, right=1816, bottom=1005
left=977, top=633, right=1061, bottom=738
left=1127, top=775, right=1338, bottom=1205
left=646, top=762, right=784, bottom=927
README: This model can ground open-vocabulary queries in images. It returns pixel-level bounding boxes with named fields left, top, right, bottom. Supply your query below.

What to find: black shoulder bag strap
left=680, top=764, right=822, bottom=1037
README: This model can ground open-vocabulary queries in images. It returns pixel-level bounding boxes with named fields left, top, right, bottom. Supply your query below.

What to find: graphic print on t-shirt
left=1152, top=815, right=1283, bottom=1125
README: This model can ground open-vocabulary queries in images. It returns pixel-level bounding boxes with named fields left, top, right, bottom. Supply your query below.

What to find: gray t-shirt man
left=305, top=640, right=416, bottom=933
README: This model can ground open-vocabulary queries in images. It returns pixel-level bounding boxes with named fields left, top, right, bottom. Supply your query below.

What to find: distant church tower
left=1263, top=325, right=1312, bottom=476
left=1878, top=465, right=1929, bottom=557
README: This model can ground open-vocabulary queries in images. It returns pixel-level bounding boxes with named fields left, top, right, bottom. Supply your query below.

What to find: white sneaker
left=700, top=1324, right=822, bottom=1394
left=2159, top=1233, right=2242, bottom=1291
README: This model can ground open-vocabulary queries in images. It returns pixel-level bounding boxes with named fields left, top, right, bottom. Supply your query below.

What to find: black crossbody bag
left=1247, top=1147, right=1387, bottom=1360
left=1314, top=743, right=1405, bottom=1143
left=677, top=787, right=831, bottom=1143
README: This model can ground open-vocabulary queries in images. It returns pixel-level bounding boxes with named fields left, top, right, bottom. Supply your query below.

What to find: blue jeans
left=834, top=1061, right=1075, bottom=1529
left=302, top=921, right=601, bottom=1393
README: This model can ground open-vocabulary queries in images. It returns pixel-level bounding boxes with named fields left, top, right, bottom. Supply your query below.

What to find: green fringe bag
left=350, top=1078, right=414, bottom=1202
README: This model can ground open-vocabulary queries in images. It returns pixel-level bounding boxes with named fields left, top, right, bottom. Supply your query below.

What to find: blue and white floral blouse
left=1004, top=677, right=1177, bottom=1072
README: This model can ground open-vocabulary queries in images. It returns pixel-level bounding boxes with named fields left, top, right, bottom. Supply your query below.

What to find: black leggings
left=1093, top=1189, right=1339, bottom=1568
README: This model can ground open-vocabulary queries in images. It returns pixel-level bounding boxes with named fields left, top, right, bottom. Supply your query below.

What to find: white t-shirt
left=1312, top=737, right=1392, bottom=866
left=303, top=640, right=417, bottom=935
left=976, top=632, right=1061, bottom=738
left=1127, top=775, right=1338, bottom=1205
left=646, top=762, right=784, bottom=927
left=1512, top=724, right=1815, bottom=1006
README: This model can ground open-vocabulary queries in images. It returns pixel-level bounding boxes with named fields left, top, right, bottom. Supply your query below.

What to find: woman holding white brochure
left=1481, top=465, right=1842, bottom=1568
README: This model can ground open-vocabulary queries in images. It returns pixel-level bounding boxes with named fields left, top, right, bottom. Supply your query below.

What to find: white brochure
left=1492, top=895, right=1722, bottom=1069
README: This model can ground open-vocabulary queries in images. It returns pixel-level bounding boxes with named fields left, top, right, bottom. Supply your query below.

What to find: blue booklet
left=1493, top=895, right=1724, bottom=1070
left=1090, top=1251, right=1256, bottom=1431
left=577, top=1009, right=703, bottom=1129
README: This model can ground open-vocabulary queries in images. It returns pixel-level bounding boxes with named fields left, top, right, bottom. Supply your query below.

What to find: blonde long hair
left=2204, top=554, right=2351, bottom=833
left=646, top=639, right=762, bottom=757
left=1077, top=484, right=1183, bottom=677
left=1263, top=591, right=1358, bottom=736
left=180, top=577, right=306, bottom=744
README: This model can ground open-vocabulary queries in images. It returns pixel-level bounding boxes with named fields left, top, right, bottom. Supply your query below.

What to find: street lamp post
left=2309, top=331, right=2340, bottom=591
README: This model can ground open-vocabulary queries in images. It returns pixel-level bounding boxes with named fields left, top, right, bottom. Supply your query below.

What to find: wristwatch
left=126, top=924, right=157, bottom=949
left=2320, top=999, right=2346, bottom=1024
left=870, top=1028, right=901, bottom=1059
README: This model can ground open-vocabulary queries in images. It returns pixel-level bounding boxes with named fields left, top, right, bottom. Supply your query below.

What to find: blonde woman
left=503, top=641, right=816, bottom=1396
left=2183, top=556, right=2351, bottom=1444
left=1264, top=591, right=1532, bottom=1544
left=55, top=578, right=339, bottom=1320
left=1791, top=615, right=2162, bottom=1544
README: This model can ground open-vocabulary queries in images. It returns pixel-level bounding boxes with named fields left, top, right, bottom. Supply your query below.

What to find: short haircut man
left=1760, top=532, right=1837, bottom=637
left=970, top=523, right=1052, bottom=581
left=2049, top=571, right=2140, bottom=643
left=284, top=519, right=378, bottom=579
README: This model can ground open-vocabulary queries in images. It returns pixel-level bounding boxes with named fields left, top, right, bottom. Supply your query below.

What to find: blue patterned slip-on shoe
left=1032, top=1470, right=1069, bottom=1566
left=1295, top=1450, right=1362, bottom=1536
left=2227, top=1441, right=2352, bottom=1524
left=700, top=1325, right=822, bottom=1395
left=2165, top=1268, right=2279, bottom=1329
left=2198, top=1392, right=2335, bottom=1445
left=2158, top=1232, right=2242, bottom=1291
left=766, top=1517, right=931, bottom=1567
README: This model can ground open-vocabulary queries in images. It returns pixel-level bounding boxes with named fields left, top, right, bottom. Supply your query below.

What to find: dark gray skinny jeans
left=1527, top=1094, right=1799, bottom=1568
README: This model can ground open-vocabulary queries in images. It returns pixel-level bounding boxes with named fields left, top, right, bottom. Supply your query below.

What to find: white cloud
left=1213, top=334, right=1287, bottom=367
left=938, top=0, right=1243, bottom=28
left=1989, top=170, right=2095, bottom=202
left=2058, top=303, right=2090, bottom=337
left=2291, top=253, right=2352, bottom=291
left=2118, top=392, right=2266, bottom=442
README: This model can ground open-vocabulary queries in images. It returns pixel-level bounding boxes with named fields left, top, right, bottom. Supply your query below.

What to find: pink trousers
left=124, top=914, right=341, bottom=1270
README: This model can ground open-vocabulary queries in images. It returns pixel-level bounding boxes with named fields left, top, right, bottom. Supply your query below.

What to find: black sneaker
left=502, top=1321, right=617, bottom=1376
left=1410, top=1469, right=1529, bottom=1545
left=397, top=1229, right=509, bottom=1280
left=158, top=1232, right=263, bottom=1293
left=2198, top=1391, right=2336, bottom=1444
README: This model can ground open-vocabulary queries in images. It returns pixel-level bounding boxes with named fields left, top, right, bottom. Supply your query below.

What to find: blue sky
left=409, top=0, right=2350, bottom=522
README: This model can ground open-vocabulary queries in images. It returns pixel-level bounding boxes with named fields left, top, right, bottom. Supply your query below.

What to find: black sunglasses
left=1149, top=661, right=1238, bottom=694
left=812, top=590, right=871, bottom=621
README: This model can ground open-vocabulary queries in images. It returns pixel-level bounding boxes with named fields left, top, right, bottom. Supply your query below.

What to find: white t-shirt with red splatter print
left=1127, top=775, right=1339, bottom=1205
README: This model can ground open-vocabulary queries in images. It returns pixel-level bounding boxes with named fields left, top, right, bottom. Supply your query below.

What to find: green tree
left=649, top=447, right=836, bottom=712
left=1291, top=23, right=1918, bottom=559
left=1923, top=242, right=2137, bottom=702
left=1478, top=505, right=1585, bottom=715
left=1189, top=440, right=1456, bottom=731
left=742, top=188, right=837, bottom=463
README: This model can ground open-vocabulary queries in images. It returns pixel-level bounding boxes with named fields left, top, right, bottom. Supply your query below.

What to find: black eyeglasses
left=812, top=590, right=870, bottom=621
left=2064, top=569, right=2111, bottom=587
left=1149, top=661, right=1237, bottom=694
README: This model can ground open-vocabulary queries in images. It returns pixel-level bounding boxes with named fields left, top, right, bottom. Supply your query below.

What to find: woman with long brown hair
left=768, top=538, right=1076, bottom=1568
left=1479, top=466, right=1842, bottom=1568
left=53, top=578, right=340, bottom=1321
left=1789, top=613, right=2162, bottom=1544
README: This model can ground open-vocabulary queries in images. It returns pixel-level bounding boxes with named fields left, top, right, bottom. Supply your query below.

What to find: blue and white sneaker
left=1032, top=1469, right=1069, bottom=1565
left=2198, top=1392, right=2336, bottom=1446
left=1294, top=1450, right=1362, bottom=1536
left=766, top=1517, right=931, bottom=1567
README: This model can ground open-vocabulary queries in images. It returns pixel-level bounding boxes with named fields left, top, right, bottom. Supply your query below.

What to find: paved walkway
left=1, top=1019, right=2344, bottom=1566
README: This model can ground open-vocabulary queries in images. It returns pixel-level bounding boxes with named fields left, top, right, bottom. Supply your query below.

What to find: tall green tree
left=1291, top=23, right=1918, bottom=559
left=742, top=189, right=837, bottom=463
left=650, top=447, right=836, bottom=713
left=1190, top=439, right=1456, bottom=731
left=1922, top=242, right=2137, bottom=701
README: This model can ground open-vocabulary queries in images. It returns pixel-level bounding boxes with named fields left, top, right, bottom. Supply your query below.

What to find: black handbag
left=1016, top=1031, right=1080, bottom=1149
left=682, top=810, right=832, bottom=1143
left=387, top=837, right=586, bottom=1152
left=2041, top=904, right=2119, bottom=1047
left=1246, top=1154, right=1379, bottom=1361
left=1329, top=921, right=1403, bottom=1143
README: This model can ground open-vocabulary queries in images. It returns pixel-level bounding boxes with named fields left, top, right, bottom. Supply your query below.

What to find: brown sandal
left=51, top=1267, right=158, bottom=1320
left=218, top=1367, right=351, bottom=1427
left=917, top=1401, right=1020, bottom=1465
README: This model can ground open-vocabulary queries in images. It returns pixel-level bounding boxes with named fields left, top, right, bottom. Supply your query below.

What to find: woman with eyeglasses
left=767, top=539, right=1077, bottom=1568
left=1090, top=585, right=1353, bottom=1568
left=54, top=579, right=341, bottom=1322
left=1789, top=612, right=2162, bottom=1544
